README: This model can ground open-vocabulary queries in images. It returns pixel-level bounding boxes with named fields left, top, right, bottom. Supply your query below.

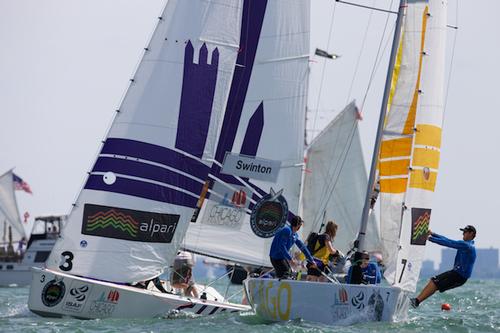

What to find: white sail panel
left=183, top=0, right=310, bottom=267
left=301, top=102, right=380, bottom=254
left=379, top=0, right=447, bottom=291
left=46, top=0, right=244, bottom=283
left=0, top=170, right=25, bottom=242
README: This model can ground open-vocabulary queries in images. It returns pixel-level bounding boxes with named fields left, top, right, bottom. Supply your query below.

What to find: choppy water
left=1, top=279, right=499, bottom=333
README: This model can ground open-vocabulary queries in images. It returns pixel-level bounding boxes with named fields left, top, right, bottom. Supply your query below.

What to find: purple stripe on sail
left=85, top=175, right=197, bottom=208
left=240, top=102, right=264, bottom=157
left=176, top=42, right=219, bottom=158
left=213, top=0, right=268, bottom=164
left=92, top=157, right=203, bottom=196
left=101, top=138, right=210, bottom=181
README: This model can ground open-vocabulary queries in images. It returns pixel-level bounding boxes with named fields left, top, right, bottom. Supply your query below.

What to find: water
left=1, top=279, right=499, bottom=333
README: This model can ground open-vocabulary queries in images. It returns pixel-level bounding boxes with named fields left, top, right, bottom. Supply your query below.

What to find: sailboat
left=0, top=170, right=62, bottom=287
left=245, top=0, right=448, bottom=325
left=28, top=0, right=313, bottom=319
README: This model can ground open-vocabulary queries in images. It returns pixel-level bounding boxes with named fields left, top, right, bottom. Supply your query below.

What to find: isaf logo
left=62, top=284, right=91, bottom=313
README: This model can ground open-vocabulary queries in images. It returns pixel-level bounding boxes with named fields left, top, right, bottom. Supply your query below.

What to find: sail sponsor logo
left=88, top=290, right=120, bottom=318
left=41, top=279, right=66, bottom=307
left=82, top=204, right=179, bottom=243
left=250, top=188, right=288, bottom=238
left=411, top=208, right=431, bottom=245
left=221, top=153, right=281, bottom=182
left=202, top=184, right=249, bottom=229
left=62, top=283, right=91, bottom=313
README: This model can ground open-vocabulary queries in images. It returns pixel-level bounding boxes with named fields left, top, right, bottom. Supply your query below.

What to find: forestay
left=45, top=0, right=244, bottom=283
left=301, top=102, right=381, bottom=254
left=0, top=170, right=25, bottom=242
left=378, top=0, right=447, bottom=291
left=183, top=0, right=310, bottom=268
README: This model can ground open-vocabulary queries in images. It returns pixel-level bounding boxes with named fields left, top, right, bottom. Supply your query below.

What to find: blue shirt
left=429, top=232, right=476, bottom=279
left=346, top=262, right=381, bottom=284
left=269, top=225, right=314, bottom=262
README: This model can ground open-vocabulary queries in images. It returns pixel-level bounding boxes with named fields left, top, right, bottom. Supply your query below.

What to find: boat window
left=34, top=251, right=51, bottom=263
left=6, top=265, right=13, bottom=270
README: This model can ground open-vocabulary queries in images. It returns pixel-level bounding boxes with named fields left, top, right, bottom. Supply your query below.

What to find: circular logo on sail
left=250, top=188, right=288, bottom=238
left=41, top=279, right=66, bottom=307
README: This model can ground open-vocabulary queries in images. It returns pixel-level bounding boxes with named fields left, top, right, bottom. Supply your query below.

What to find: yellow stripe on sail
left=415, top=124, right=442, bottom=148
left=380, top=177, right=408, bottom=194
left=409, top=168, right=438, bottom=192
left=380, top=137, right=412, bottom=160
left=412, top=148, right=440, bottom=169
left=379, top=159, right=410, bottom=177
left=386, top=32, right=404, bottom=119
left=402, top=6, right=429, bottom=135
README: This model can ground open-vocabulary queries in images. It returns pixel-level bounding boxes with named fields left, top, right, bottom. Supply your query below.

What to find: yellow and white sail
left=379, top=0, right=447, bottom=291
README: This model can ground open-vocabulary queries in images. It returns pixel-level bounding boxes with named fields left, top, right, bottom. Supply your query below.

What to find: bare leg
left=416, top=279, right=438, bottom=303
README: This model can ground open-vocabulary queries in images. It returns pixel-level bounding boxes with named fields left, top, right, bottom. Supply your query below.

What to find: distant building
left=420, top=259, right=437, bottom=278
left=439, top=247, right=499, bottom=279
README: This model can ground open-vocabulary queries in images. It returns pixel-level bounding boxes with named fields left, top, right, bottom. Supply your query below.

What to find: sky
left=0, top=0, right=499, bottom=267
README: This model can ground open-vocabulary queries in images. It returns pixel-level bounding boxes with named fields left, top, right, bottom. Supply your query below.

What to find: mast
left=356, top=0, right=407, bottom=252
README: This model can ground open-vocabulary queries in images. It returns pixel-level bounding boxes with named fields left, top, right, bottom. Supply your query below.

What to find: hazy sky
left=0, top=0, right=498, bottom=266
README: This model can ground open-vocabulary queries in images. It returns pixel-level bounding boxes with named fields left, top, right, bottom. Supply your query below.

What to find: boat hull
left=244, top=278, right=409, bottom=325
left=28, top=267, right=250, bottom=319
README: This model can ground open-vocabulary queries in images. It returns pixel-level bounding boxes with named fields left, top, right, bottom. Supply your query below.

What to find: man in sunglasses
left=410, top=225, right=477, bottom=308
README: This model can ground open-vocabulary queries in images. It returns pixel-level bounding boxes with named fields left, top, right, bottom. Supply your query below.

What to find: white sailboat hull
left=244, top=278, right=409, bottom=325
left=0, top=238, right=56, bottom=287
left=28, top=268, right=250, bottom=319
left=0, top=264, right=33, bottom=287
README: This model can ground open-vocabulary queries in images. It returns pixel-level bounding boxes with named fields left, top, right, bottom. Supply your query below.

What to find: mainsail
left=46, top=0, right=245, bottom=283
left=378, top=0, right=447, bottom=291
left=183, top=0, right=310, bottom=268
left=301, top=102, right=380, bottom=254
left=0, top=170, right=25, bottom=242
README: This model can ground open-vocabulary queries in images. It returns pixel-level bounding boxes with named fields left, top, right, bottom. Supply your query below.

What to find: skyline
left=0, top=0, right=498, bottom=263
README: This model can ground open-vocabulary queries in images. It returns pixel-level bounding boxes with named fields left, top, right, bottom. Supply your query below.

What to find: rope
left=346, top=0, right=377, bottom=105
left=361, top=0, right=396, bottom=111
left=311, top=1, right=338, bottom=142
left=443, top=0, right=459, bottom=124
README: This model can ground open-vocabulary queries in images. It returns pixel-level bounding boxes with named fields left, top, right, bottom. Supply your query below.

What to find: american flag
left=13, top=173, right=33, bottom=194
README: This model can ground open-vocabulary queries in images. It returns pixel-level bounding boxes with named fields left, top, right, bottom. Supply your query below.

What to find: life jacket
left=306, top=232, right=326, bottom=255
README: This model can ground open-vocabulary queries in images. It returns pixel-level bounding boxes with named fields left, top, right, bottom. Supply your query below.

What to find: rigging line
left=443, top=0, right=459, bottom=125
left=311, top=120, right=359, bottom=232
left=346, top=0, right=376, bottom=105
left=361, top=0, right=395, bottom=112
left=311, top=1, right=338, bottom=141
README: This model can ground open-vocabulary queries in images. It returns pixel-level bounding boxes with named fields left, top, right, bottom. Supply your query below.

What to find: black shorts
left=270, top=257, right=292, bottom=279
left=431, top=270, right=467, bottom=292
